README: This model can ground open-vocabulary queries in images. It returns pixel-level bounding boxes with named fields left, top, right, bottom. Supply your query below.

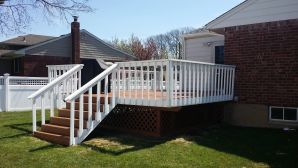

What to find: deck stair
left=34, top=95, right=111, bottom=146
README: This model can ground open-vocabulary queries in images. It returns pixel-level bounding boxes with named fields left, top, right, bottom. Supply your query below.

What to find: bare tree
left=150, top=27, right=194, bottom=59
left=0, top=0, right=93, bottom=35
left=110, top=27, right=194, bottom=60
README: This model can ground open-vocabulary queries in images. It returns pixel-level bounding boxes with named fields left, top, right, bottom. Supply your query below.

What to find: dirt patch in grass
left=84, top=138, right=135, bottom=150
left=169, top=136, right=194, bottom=145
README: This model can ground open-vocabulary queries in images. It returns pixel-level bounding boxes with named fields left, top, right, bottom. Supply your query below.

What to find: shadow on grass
left=3, top=121, right=64, bottom=152
left=189, top=125, right=298, bottom=168
left=81, top=128, right=169, bottom=155
left=83, top=125, right=298, bottom=168
left=0, top=122, right=39, bottom=140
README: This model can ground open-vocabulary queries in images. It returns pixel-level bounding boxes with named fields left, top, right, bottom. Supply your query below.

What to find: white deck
left=29, top=59, right=236, bottom=145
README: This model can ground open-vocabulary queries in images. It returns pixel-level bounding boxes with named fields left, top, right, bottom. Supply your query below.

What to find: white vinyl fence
left=0, top=74, right=50, bottom=112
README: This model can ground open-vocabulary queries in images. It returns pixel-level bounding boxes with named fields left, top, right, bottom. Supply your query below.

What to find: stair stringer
left=74, top=104, right=114, bottom=145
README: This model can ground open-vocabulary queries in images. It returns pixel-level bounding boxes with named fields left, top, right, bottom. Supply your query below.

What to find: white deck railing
left=47, top=64, right=78, bottom=82
left=28, top=64, right=83, bottom=132
left=115, top=59, right=235, bottom=107
left=64, top=64, right=118, bottom=145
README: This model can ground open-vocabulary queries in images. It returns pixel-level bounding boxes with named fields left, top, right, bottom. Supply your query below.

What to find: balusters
left=192, top=63, right=196, bottom=104
left=141, top=63, right=144, bottom=100
left=196, top=65, right=199, bottom=104
left=231, top=68, right=235, bottom=98
left=169, top=60, right=174, bottom=106
left=147, top=64, right=150, bottom=101
left=160, top=62, right=164, bottom=105
left=122, top=67, right=126, bottom=98
left=50, top=89, right=54, bottom=117
left=188, top=64, right=191, bottom=105
left=112, top=72, right=116, bottom=109
left=174, top=62, right=178, bottom=106
left=179, top=61, right=182, bottom=106
left=104, top=76, right=109, bottom=114
left=154, top=62, right=157, bottom=102
left=228, top=68, right=232, bottom=98
left=96, top=81, right=101, bottom=121
left=117, top=68, right=121, bottom=98
left=134, top=66, right=137, bottom=103
left=128, top=65, right=131, bottom=101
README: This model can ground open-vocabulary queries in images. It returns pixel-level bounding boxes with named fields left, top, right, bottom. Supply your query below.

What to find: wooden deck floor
left=111, top=90, right=198, bottom=99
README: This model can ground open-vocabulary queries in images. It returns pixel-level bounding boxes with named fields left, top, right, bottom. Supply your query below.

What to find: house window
left=215, top=46, right=224, bottom=64
left=13, top=58, right=21, bottom=73
left=269, top=106, right=298, bottom=122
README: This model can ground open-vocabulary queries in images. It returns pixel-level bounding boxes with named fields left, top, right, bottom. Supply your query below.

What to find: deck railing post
left=32, top=99, right=37, bottom=132
left=112, top=71, right=116, bottom=109
left=69, top=100, right=75, bottom=145
left=168, top=60, right=174, bottom=106
left=4, top=73, right=10, bottom=112
left=79, top=94, right=84, bottom=136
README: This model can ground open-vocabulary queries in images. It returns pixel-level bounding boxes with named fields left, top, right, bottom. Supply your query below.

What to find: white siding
left=184, top=35, right=224, bottom=63
left=206, top=0, right=298, bottom=29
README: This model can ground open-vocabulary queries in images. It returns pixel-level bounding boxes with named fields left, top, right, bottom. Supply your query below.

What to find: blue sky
left=0, top=0, right=244, bottom=41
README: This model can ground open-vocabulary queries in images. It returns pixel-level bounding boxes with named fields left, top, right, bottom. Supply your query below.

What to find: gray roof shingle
left=1, top=34, right=56, bottom=46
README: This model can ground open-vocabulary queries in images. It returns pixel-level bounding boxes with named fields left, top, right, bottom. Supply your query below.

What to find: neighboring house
left=0, top=17, right=136, bottom=81
left=0, top=34, right=55, bottom=76
left=182, top=0, right=298, bottom=128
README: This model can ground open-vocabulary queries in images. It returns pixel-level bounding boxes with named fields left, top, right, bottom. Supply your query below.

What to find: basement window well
left=269, top=106, right=298, bottom=122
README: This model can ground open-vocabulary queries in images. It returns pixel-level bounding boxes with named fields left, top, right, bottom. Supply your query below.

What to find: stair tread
left=34, top=131, right=69, bottom=146
left=43, top=124, right=70, bottom=129
left=41, top=124, right=78, bottom=137
left=50, top=116, right=88, bottom=129
left=52, top=116, right=75, bottom=120
left=59, top=108, right=98, bottom=112
left=34, top=131, right=69, bottom=137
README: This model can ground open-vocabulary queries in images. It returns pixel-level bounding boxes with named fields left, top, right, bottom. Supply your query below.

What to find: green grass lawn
left=0, top=111, right=297, bottom=168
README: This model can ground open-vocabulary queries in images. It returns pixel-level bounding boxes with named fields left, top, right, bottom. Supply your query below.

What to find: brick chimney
left=71, top=16, right=80, bottom=64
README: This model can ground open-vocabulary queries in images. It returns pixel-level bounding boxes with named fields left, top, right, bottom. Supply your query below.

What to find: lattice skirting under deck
left=101, top=103, right=225, bottom=137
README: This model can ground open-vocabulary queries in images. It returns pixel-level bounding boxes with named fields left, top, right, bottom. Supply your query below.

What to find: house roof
left=9, top=30, right=136, bottom=61
left=1, top=34, right=56, bottom=46
left=204, top=0, right=298, bottom=29
left=0, top=49, right=14, bottom=57
left=80, top=30, right=136, bottom=61
left=204, top=0, right=250, bottom=29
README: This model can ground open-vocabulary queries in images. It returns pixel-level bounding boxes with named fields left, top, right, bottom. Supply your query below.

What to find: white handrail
left=29, top=64, right=83, bottom=133
left=117, top=59, right=236, bottom=68
left=168, top=58, right=236, bottom=67
left=65, top=64, right=118, bottom=102
left=28, top=64, right=83, bottom=99
left=64, top=63, right=118, bottom=145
